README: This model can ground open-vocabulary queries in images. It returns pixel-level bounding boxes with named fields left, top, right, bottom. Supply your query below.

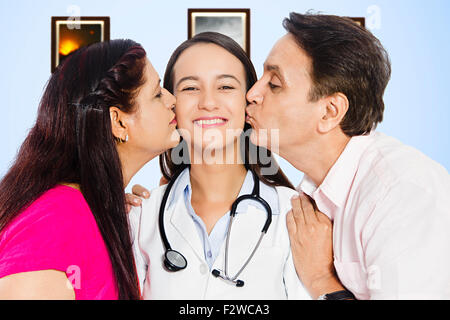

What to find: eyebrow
left=175, top=76, right=199, bottom=89
left=175, top=74, right=242, bottom=88
left=263, top=63, right=286, bottom=84
left=264, top=63, right=282, bottom=74
left=217, top=74, right=241, bottom=85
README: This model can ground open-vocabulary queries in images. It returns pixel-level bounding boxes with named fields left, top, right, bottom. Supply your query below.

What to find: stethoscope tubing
left=159, top=167, right=273, bottom=287
left=158, top=167, right=186, bottom=251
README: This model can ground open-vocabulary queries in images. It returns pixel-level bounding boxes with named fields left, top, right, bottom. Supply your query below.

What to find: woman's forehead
left=173, top=43, right=246, bottom=80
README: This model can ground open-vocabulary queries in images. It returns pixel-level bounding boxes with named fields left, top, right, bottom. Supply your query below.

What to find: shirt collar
left=298, top=132, right=375, bottom=208
left=167, top=167, right=191, bottom=210
left=167, top=167, right=280, bottom=215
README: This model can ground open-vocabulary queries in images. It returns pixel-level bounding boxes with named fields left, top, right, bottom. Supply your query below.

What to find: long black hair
left=160, top=32, right=294, bottom=189
left=0, top=39, right=145, bottom=299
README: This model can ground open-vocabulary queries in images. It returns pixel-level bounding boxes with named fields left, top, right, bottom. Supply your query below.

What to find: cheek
left=172, top=100, right=195, bottom=143
left=276, top=93, right=305, bottom=123
left=140, top=103, right=168, bottom=131
left=259, top=101, right=281, bottom=128
left=139, top=112, right=161, bottom=139
left=175, top=112, right=192, bottom=132
left=225, top=94, right=246, bottom=122
left=174, top=97, right=195, bottom=127
left=281, top=104, right=319, bottom=144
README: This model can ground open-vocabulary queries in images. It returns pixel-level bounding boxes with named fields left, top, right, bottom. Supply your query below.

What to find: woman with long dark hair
left=128, top=32, right=310, bottom=299
left=0, top=39, right=179, bottom=299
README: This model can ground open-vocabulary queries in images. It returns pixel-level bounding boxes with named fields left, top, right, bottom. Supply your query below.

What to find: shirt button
left=199, top=264, right=208, bottom=275
left=207, top=251, right=212, bottom=258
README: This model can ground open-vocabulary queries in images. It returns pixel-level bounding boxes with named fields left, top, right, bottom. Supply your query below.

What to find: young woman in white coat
left=128, top=32, right=310, bottom=300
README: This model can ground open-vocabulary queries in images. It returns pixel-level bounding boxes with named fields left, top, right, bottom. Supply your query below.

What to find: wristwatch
left=318, top=290, right=356, bottom=300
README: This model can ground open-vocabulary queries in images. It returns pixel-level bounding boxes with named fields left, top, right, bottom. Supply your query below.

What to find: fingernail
left=143, top=192, right=149, bottom=197
left=133, top=198, right=140, bottom=204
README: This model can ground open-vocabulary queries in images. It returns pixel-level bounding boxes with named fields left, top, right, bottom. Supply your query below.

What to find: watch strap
left=319, top=290, right=356, bottom=300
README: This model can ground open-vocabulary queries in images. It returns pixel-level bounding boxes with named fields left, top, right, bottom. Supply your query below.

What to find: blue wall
left=1, top=0, right=449, bottom=191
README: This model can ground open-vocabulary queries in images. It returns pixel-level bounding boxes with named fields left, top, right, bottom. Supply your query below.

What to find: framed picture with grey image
left=188, top=9, right=250, bottom=57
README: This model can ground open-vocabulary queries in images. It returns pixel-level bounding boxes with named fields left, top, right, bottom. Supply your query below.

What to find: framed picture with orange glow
left=51, top=16, right=110, bottom=73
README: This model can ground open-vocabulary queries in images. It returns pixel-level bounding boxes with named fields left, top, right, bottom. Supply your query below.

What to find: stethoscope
left=158, top=168, right=272, bottom=287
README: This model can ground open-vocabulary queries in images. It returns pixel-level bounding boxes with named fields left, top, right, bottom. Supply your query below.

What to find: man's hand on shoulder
left=125, top=177, right=169, bottom=213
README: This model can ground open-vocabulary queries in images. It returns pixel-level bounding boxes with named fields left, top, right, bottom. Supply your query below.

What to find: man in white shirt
left=245, top=12, right=450, bottom=299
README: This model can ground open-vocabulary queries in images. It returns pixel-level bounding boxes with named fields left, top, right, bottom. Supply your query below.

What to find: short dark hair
left=283, top=12, right=391, bottom=136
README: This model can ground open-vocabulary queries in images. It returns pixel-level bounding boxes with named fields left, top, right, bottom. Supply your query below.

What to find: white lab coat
left=129, top=183, right=311, bottom=300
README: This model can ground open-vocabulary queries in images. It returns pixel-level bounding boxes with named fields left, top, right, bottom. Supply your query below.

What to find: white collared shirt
left=166, top=168, right=280, bottom=269
left=298, top=131, right=450, bottom=299
left=129, top=170, right=310, bottom=299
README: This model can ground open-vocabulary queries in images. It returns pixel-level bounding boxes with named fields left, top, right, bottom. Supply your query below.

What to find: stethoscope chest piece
left=164, top=249, right=187, bottom=272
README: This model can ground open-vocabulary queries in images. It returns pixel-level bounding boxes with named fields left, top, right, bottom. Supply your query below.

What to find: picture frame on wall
left=188, top=9, right=250, bottom=57
left=51, top=16, right=110, bottom=73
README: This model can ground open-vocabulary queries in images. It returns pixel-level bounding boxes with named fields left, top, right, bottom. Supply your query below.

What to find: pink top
left=298, top=131, right=450, bottom=299
left=0, top=185, right=118, bottom=300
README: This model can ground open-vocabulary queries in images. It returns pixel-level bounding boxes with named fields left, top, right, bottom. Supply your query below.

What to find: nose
left=246, top=79, right=264, bottom=105
left=163, top=88, right=176, bottom=110
left=199, top=89, right=218, bottom=111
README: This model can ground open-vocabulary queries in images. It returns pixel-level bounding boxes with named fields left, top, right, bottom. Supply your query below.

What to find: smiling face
left=246, top=33, right=324, bottom=156
left=172, top=43, right=247, bottom=155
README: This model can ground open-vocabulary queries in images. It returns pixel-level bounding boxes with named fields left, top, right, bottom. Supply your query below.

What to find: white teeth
left=194, top=119, right=226, bottom=125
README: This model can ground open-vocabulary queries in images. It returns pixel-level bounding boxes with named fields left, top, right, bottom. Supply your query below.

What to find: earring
left=115, top=135, right=128, bottom=144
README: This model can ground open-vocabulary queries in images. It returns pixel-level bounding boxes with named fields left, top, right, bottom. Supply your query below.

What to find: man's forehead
left=264, top=34, right=311, bottom=76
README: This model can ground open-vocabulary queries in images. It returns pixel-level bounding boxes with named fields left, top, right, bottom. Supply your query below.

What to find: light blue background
left=1, top=0, right=449, bottom=191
